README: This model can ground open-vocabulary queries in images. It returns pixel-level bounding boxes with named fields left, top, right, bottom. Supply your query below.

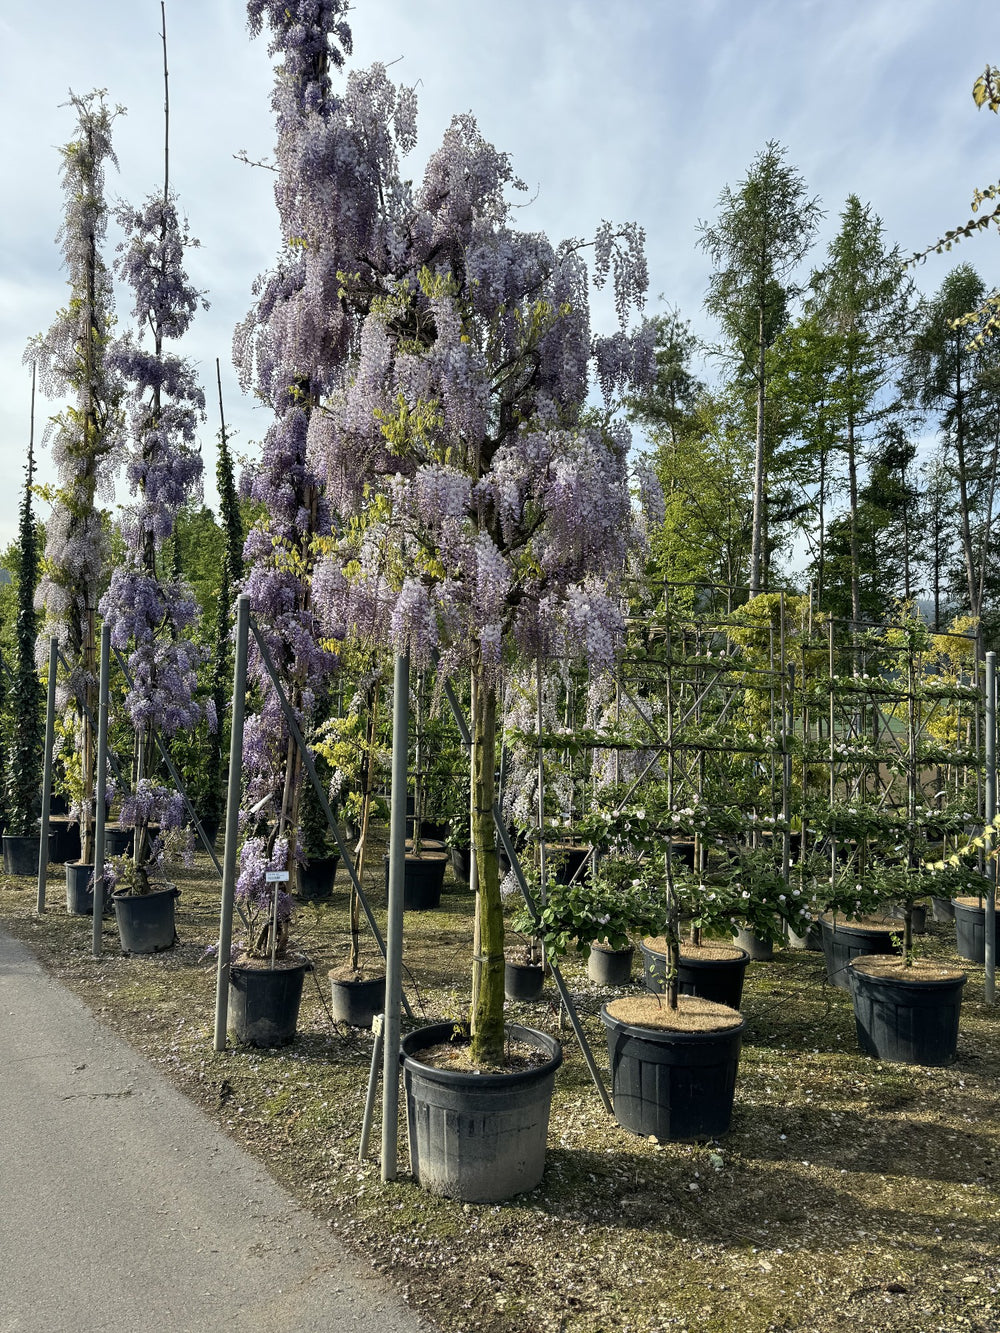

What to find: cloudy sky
left=0, top=0, right=997, bottom=549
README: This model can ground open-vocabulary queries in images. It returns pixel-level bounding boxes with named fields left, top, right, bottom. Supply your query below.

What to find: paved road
left=0, top=927, right=430, bottom=1333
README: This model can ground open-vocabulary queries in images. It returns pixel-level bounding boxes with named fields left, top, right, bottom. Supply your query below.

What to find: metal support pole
left=381, top=654, right=409, bottom=1182
left=248, top=621, right=413, bottom=1017
left=214, top=595, right=250, bottom=1052
left=36, top=638, right=58, bottom=914
left=92, top=626, right=111, bottom=957
left=985, top=652, right=996, bottom=1005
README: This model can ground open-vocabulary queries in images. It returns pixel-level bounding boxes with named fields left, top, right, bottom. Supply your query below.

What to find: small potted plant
left=228, top=836, right=312, bottom=1047
left=107, top=784, right=186, bottom=954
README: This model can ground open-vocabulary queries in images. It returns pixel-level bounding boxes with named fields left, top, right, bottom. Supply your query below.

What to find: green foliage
left=5, top=449, right=44, bottom=836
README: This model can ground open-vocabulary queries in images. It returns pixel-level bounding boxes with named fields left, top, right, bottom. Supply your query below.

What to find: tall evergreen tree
left=698, top=142, right=821, bottom=595
left=808, top=196, right=912, bottom=624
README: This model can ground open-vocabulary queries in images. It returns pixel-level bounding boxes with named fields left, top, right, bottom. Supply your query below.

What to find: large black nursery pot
left=48, top=817, right=81, bottom=865
left=2, top=834, right=42, bottom=877
left=952, top=897, right=1000, bottom=965
left=401, top=1021, right=562, bottom=1203
left=384, top=851, right=449, bottom=911
left=818, top=915, right=900, bottom=990
left=298, top=854, right=339, bottom=901
left=328, top=969, right=385, bottom=1028
left=112, top=885, right=179, bottom=954
left=104, top=824, right=135, bottom=857
left=733, top=924, right=774, bottom=961
left=849, top=956, right=966, bottom=1066
left=229, top=955, right=312, bottom=1047
left=587, top=941, right=634, bottom=987
left=640, top=937, right=749, bottom=1010
left=601, top=994, right=745, bottom=1141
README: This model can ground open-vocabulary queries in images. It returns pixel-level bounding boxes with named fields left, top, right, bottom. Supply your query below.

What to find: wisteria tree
left=99, top=13, right=207, bottom=891
left=232, top=0, right=414, bottom=934
left=296, top=91, right=654, bottom=1060
left=28, top=90, right=122, bottom=866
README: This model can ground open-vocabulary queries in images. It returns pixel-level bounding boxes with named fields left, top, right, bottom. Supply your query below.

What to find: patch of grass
left=3, top=854, right=1000, bottom=1333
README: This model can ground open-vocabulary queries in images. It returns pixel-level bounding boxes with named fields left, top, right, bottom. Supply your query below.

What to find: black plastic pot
left=849, top=959, right=966, bottom=1066
left=384, top=852, right=449, bottom=911
left=111, top=885, right=179, bottom=954
left=587, top=943, right=634, bottom=986
left=2, top=834, right=40, bottom=877
left=600, top=1003, right=745, bottom=1141
left=328, top=971, right=385, bottom=1028
left=885, top=903, right=927, bottom=935
left=229, top=957, right=312, bottom=1047
left=104, top=825, right=134, bottom=857
left=549, top=844, right=591, bottom=885
left=640, top=939, right=749, bottom=1010
left=733, top=925, right=774, bottom=961
left=931, top=896, right=955, bottom=924
left=48, top=817, right=81, bottom=865
left=504, top=959, right=545, bottom=1001
left=400, top=1021, right=562, bottom=1202
left=298, top=854, right=340, bottom=901
left=818, top=916, right=900, bottom=990
left=786, top=917, right=822, bottom=951
left=65, top=861, right=94, bottom=915
left=952, top=899, right=1000, bottom=965
left=451, top=845, right=472, bottom=883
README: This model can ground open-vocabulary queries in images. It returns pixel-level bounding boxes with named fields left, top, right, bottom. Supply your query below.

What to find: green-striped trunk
left=469, top=671, right=505, bottom=1065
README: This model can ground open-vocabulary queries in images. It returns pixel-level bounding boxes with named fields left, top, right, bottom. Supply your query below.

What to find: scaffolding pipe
left=91, top=626, right=111, bottom=957
left=381, top=653, right=409, bottom=1182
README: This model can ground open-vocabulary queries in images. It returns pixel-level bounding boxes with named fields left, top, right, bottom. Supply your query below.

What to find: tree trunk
left=469, top=670, right=504, bottom=1066
left=749, top=311, right=767, bottom=597
left=847, top=413, right=861, bottom=626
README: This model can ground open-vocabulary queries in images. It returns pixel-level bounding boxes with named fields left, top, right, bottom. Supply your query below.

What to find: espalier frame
left=520, top=582, right=989, bottom=927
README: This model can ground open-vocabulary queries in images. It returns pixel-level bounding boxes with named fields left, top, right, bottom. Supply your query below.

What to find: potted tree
left=228, top=838, right=312, bottom=1046
left=849, top=862, right=967, bottom=1066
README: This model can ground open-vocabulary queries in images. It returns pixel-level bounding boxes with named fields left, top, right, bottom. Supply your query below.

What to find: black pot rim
left=818, top=916, right=897, bottom=940
left=400, top=1020, right=562, bottom=1089
left=600, top=1002, right=745, bottom=1045
left=328, top=970, right=385, bottom=988
left=849, top=959, right=968, bottom=993
left=111, top=884, right=180, bottom=901
left=231, top=955, right=313, bottom=977
left=591, top=941, right=635, bottom=956
left=639, top=939, right=750, bottom=969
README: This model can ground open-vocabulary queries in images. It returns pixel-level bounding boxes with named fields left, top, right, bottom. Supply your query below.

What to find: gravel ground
left=2, top=852, right=999, bottom=1333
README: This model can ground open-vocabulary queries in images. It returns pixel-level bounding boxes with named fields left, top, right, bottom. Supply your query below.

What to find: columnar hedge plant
left=29, top=91, right=122, bottom=865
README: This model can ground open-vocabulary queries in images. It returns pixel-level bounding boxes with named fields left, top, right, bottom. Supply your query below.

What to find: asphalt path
left=0, top=927, right=431, bottom=1333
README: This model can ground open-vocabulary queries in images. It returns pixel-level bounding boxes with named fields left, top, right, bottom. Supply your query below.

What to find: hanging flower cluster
left=98, top=185, right=207, bottom=879
left=234, top=3, right=419, bottom=902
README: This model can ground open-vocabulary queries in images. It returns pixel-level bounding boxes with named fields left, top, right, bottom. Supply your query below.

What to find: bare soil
left=606, top=993, right=744, bottom=1033
left=4, top=845, right=1000, bottom=1333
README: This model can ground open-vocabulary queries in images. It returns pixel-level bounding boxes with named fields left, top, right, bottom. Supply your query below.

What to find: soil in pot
left=587, top=940, right=634, bottom=986
left=818, top=915, right=900, bottom=990
left=601, top=993, right=745, bottom=1141
left=548, top=843, right=591, bottom=885
left=640, top=937, right=749, bottom=1009
left=849, top=955, right=967, bottom=1066
left=952, top=896, right=1000, bottom=965
left=112, top=885, right=179, bottom=954
left=328, top=966, right=385, bottom=1028
left=229, top=953, right=311, bottom=1047
left=400, top=1021, right=562, bottom=1202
